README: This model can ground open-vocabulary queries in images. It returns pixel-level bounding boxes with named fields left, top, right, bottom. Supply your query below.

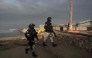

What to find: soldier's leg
left=29, top=41, right=33, bottom=51
left=49, top=33, right=57, bottom=47
left=43, top=32, right=49, bottom=46
left=31, top=42, right=37, bottom=57
left=25, top=41, right=30, bottom=54
left=25, top=35, right=31, bottom=54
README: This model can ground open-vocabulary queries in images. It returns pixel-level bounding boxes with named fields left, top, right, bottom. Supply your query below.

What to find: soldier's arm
left=52, top=30, right=57, bottom=37
left=50, top=23, right=57, bottom=37
left=25, top=30, right=30, bottom=41
left=26, top=29, right=30, bottom=36
left=34, top=29, right=39, bottom=41
left=44, top=22, right=48, bottom=30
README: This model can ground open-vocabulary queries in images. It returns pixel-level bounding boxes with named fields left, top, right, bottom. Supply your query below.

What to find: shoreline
left=0, top=35, right=26, bottom=40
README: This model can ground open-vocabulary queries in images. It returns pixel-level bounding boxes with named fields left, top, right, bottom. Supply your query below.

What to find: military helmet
left=28, top=23, right=35, bottom=28
left=47, top=17, right=52, bottom=21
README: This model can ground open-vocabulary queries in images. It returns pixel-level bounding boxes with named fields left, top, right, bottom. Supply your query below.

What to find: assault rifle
left=52, top=30, right=59, bottom=41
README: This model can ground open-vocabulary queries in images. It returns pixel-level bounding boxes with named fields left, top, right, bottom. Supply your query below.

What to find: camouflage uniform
left=43, top=17, right=57, bottom=47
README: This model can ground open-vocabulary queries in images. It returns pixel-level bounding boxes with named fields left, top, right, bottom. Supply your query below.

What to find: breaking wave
left=9, top=29, right=17, bottom=31
left=0, top=29, right=22, bottom=38
left=0, top=29, right=17, bottom=33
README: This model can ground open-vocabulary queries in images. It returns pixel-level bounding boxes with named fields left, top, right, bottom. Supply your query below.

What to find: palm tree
left=69, top=0, right=73, bottom=30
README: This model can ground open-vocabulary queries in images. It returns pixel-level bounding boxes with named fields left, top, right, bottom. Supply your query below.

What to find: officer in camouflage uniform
left=43, top=17, right=57, bottom=47
left=25, top=23, right=39, bottom=57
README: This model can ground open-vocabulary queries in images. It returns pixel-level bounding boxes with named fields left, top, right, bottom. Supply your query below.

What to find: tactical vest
left=44, top=22, right=53, bottom=32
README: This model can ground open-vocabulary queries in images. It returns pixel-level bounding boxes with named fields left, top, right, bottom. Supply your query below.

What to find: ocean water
left=0, top=29, right=23, bottom=38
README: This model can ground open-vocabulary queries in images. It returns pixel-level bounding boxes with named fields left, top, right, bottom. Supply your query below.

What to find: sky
left=0, top=0, right=92, bottom=29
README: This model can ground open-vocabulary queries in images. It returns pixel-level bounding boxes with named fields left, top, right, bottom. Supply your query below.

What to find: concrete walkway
left=0, top=39, right=92, bottom=58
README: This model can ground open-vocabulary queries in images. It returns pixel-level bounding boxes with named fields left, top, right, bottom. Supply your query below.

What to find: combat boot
left=32, top=52, right=37, bottom=57
left=52, top=42, right=57, bottom=47
left=25, top=48, right=29, bottom=54
left=43, top=42, right=47, bottom=46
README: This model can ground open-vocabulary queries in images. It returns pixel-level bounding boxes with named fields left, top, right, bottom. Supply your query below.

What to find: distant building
left=75, top=19, right=92, bottom=27
left=53, top=19, right=92, bottom=31
left=72, top=19, right=92, bottom=30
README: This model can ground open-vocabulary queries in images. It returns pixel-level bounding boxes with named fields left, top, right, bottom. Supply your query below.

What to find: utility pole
left=69, top=0, right=73, bottom=30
